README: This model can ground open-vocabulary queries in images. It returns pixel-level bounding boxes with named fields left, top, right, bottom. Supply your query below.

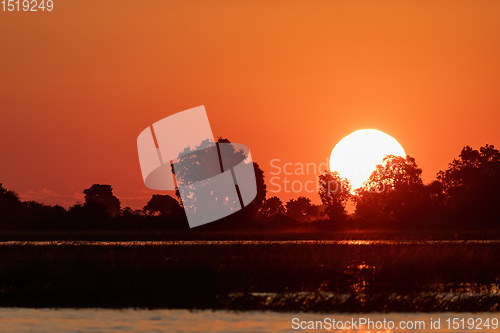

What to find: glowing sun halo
left=329, top=129, right=406, bottom=190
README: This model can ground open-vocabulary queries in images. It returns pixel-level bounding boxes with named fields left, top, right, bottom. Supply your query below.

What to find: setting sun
left=329, top=129, right=406, bottom=190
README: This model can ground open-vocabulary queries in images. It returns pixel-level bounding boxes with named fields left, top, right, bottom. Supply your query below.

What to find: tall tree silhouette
left=172, top=137, right=267, bottom=226
left=437, top=144, right=500, bottom=228
left=217, top=138, right=267, bottom=214
left=318, top=171, right=351, bottom=224
left=355, top=155, right=430, bottom=228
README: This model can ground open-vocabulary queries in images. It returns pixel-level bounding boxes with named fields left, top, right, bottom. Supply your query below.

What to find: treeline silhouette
left=1, top=144, right=500, bottom=232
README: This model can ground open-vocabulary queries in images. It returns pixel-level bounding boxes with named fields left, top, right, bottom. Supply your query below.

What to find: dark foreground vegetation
left=1, top=143, right=500, bottom=311
left=0, top=241, right=498, bottom=311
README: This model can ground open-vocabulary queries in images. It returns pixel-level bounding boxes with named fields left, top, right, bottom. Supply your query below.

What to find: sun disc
left=329, top=129, right=406, bottom=190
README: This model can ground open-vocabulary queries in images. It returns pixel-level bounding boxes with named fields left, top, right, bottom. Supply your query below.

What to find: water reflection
left=345, top=261, right=376, bottom=293
left=0, top=309, right=497, bottom=332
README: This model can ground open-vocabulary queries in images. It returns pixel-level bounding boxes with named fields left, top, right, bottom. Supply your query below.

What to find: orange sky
left=1, top=1, right=500, bottom=208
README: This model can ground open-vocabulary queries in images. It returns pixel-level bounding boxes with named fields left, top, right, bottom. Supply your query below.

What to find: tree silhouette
left=143, top=194, right=183, bottom=217
left=251, top=161, right=267, bottom=211
left=172, top=137, right=267, bottom=226
left=22, top=201, right=66, bottom=225
left=217, top=138, right=267, bottom=215
left=318, top=171, right=351, bottom=224
left=260, top=196, right=285, bottom=217
left=355, top=155, right=430, bottom=228
left=83, top=184, right=121, bottom=218
left=437, top=144, right=500, bottom=228
left=285, top=196, right=316, bottom=221
left=0, top=183, right=23, bottom=222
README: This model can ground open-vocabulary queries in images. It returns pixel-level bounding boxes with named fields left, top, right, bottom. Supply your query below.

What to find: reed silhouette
left=0, top=240, right=498, bottom=311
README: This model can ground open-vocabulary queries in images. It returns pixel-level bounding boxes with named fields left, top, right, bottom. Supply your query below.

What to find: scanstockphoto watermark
left=291, top=316, right=499, bottom=331
left=291, top=317, right=427, bottom=331
left=268, top=158, right=331, bottom=194
left=268, top=158, right=403, bottom=195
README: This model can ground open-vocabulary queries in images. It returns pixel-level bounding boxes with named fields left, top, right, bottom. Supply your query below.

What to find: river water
left=0, top=308, right=498, bottom=332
